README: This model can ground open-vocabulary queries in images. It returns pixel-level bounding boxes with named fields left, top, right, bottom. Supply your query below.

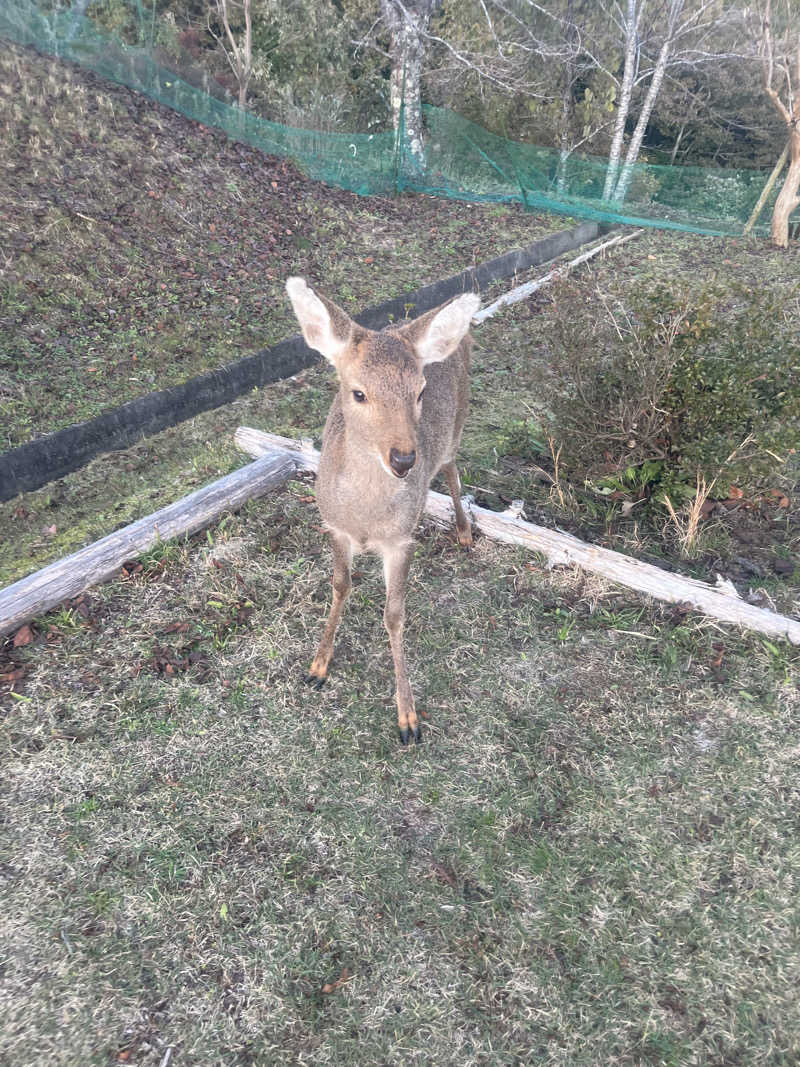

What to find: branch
left=235, top=430, right=800, bottom=647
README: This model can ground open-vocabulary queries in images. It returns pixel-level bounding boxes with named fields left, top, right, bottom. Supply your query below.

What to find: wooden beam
left=0, top=449, right=296, bottom=639
left=471, top=230, right=644, bottom=324
left=235, top=428, right=800, bottom=646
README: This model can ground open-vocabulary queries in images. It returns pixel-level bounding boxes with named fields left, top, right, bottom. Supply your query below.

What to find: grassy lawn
left=3, top=484, right=799, bottom=1065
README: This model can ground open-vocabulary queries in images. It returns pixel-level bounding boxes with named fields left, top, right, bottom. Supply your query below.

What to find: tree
left=207, top=0, right=253, bottom=109
left=379, top=0, right=443, bottom=169
left=756, top=0, right=800, bottom=247
left=602, top=0, right=743, bottom=203
left=423, top=2, right=743, bottom=202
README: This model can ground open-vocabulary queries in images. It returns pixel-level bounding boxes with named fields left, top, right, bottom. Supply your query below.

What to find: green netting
left=1, top=0, right=792, bottom=237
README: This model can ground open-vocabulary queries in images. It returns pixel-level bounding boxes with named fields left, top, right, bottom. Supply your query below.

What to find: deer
left=285, top=278, right=481, bottom=745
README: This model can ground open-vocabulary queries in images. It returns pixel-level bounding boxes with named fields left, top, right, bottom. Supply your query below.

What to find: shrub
left=538, top=280, right=799, bottom=502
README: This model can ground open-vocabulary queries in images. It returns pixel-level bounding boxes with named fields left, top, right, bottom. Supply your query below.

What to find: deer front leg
left=307, top=530, right=353, bottom=688
left=382, top=541, right=421, bottom=745
left=441, top=460, right=472, bottom=547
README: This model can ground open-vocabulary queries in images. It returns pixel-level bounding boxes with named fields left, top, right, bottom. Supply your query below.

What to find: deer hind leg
left=441, top=460, right=473, bottom=547
left=307, top=530, right=353, bottom=688
left=382, top=541, right=421, bottom=745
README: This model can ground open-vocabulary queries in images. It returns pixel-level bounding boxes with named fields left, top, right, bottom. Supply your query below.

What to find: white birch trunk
left=612, top=25, right=675, bottom=202
left=603, top=0, right=640, bottom=201
left=382, top=0, right=432, bottom=172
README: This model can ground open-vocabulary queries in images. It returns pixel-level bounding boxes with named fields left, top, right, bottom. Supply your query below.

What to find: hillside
left=0, top=39, right=553, bottom=451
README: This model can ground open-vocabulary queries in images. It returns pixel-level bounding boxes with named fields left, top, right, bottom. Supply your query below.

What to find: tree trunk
left=770, top=130, right=800, bottom=247
left=613, top=0, right=686, bottom=203
left=382, top=0, right=437, bottom=173
left=669, top=121, right=686, bottom=165
left=612, top=29, right=674, bottom=202
left=603, top=0, right=639, bottom=201
left=759, top=0, right=800, bottom=247
left=743, top=140, right=789, bottom=235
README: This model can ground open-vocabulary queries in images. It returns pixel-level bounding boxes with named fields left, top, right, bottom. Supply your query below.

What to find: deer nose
left=389, top=448, right=416, bottom=478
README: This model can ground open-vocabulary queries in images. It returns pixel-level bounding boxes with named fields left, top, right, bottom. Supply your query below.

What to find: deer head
left=286, top=278, right=479, bottom=479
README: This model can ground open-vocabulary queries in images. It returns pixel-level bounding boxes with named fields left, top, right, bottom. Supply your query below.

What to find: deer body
left=286, top=278, right=480, bottom=744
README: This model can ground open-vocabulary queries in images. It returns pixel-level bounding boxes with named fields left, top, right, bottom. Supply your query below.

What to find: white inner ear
left=415, top=293, right=481, bottom=365
left=286, top=277, right=348, bottom=364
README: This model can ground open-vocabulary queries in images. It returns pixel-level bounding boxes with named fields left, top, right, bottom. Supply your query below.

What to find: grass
left=1, top=38, right=799, bottom=1064
left=3, top=489, right=800, bottom=1064
left=0, top=40, right=554, bottom=450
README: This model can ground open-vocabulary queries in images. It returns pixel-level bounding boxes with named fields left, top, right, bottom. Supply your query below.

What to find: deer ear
left=286, top=277, right=353, bottom=364
left=400, top=292, right=481, bottom=366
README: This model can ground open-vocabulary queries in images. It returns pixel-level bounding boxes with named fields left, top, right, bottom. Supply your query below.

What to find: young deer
left=286, top=278, right=480, bottom=745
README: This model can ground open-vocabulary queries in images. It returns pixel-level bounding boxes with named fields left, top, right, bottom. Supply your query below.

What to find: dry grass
left=2, top=484, right=799, bottom=1065
left=662, top=472, right=717, bottom=558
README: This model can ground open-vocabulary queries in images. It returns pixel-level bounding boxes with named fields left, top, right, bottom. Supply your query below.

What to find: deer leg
left=307, top=531, right=353, bottom=687
left=382, top=542, right=421, bottom=745
left=441, top=461, right=472, bottom=547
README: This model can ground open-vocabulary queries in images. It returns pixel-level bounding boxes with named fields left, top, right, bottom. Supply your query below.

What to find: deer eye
left=417, top=388, right=425, bottom=404
left=352, top=390, right=366, bottom=403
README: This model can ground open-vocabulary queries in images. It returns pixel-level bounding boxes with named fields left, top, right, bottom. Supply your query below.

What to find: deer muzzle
left=389, top=448, right=417, bottom=478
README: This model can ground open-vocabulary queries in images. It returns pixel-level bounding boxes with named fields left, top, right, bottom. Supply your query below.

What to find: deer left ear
left=399, top=292, right=481, bottom=366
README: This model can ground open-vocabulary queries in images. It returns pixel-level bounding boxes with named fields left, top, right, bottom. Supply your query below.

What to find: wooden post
left=235, top=428, right=800, bottom=646
left=0, top=449, right=296, bottom=639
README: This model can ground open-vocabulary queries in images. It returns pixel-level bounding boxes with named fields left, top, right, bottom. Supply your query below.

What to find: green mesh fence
left=1, top=0, right=791, bottom=237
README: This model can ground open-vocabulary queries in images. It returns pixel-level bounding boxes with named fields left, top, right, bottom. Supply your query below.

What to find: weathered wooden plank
left=236, top=428, right=800, bottom=646
left=0, top=449, right=296, bottom=638
left=471, top=229, right=643, bottom=324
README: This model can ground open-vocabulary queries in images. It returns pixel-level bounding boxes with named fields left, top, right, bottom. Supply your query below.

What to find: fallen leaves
left=1, top=665, right=26, bottom=686
left=321, top=967, right=352, bottom=994
left=12, top=624, right=34, bottom=648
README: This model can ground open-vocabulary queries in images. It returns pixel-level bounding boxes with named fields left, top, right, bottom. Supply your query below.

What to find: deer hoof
left=399, top=724, right=423, bottom=746
left=304, top=673, right=326, bottom=690
left=457, top=527, right=473, bottom=548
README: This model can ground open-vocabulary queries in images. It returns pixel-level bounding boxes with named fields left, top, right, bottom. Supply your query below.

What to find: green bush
left=539, top=281, right=800, bottom=502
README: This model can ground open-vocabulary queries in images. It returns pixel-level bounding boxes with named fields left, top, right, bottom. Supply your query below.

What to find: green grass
left=3, top=490, right=799, bottom=1064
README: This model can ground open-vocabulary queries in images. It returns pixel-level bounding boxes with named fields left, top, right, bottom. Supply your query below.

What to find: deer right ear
left=286, top=277, right=353, bottom=365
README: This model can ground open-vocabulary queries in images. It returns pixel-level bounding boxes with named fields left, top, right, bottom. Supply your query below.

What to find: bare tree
left=602, top=0, right=643, bottom=199
left=423, top=2, right=742, bottom=203
left=602, top=0, right=743, bottom=203
left=380, top=0, right=443, bottom=169
left=757, top=0, right=800, bottom=247
left=207, top=0, right=253, bottom=109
